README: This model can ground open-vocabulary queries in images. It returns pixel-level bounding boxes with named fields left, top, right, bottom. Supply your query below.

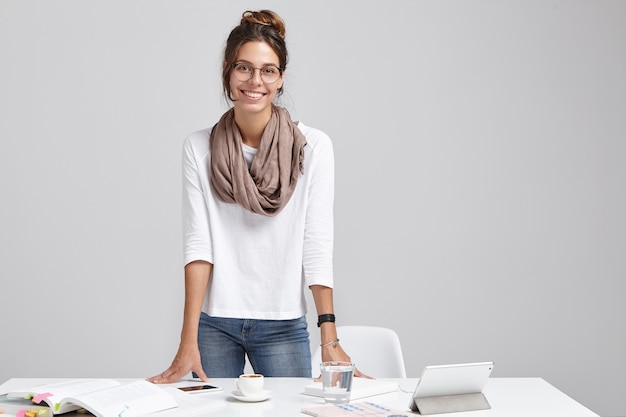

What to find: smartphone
left=178, top=384, right=223, bottom=394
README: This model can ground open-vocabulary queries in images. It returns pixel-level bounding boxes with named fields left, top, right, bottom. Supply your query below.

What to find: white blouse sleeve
left=181, top=132, right=213, bottom=266
left=302, top=130, right=335, bottom=288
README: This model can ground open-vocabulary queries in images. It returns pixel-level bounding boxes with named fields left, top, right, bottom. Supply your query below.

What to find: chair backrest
left=311, top=325, right=407, bottom=378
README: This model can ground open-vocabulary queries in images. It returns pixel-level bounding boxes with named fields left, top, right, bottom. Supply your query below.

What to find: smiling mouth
left=242, top=90, right=265, bottom=99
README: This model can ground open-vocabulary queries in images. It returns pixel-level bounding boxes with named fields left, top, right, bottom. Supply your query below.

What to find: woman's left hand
left=314, top=343, right=373, bottom=380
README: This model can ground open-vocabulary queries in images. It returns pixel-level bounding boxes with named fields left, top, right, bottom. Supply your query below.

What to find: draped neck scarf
left=209, top=105, right=307, bottom=216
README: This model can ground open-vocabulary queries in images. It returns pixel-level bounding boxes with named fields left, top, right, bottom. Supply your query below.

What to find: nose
left=249, top=68, right=263, bottom=84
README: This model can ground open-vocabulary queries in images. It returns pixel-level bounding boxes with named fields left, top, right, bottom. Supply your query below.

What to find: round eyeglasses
left=231, top=62, right=283, bottom=84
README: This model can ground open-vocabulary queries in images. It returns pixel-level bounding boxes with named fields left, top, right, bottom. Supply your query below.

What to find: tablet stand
left=411, top=392, right=491, bottom=415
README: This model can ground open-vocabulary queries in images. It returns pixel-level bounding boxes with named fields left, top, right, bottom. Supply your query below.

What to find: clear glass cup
left=320, top=361, right=355, bottom=404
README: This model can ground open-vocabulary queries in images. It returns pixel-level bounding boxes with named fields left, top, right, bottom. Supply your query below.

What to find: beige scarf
left=209, top=105, right=307, bottom=216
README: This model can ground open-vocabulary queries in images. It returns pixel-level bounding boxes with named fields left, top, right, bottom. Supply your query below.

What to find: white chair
left=311, top=325, right=407, bottom=378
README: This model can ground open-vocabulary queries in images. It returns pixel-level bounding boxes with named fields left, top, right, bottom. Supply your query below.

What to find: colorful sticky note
left=32, top=393, right=52, bottom=404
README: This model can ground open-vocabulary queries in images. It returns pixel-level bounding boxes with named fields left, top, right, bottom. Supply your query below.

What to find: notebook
left=302, top=402, right=410, bottom=417
left=303, top=378, right=399, bottom=400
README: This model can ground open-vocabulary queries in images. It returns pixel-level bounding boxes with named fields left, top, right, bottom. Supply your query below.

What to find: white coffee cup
left=236, top=373, right=264, bottom=396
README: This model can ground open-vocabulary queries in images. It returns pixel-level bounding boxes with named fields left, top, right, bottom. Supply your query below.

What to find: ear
left=277, top=72, right=285, bottom=90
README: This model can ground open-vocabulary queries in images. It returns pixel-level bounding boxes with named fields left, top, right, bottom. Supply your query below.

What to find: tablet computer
left=408, top=361, right=494, bottom=412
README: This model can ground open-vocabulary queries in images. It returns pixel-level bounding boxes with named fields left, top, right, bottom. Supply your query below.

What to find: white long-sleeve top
left=182, top=121, right=334, bottom=320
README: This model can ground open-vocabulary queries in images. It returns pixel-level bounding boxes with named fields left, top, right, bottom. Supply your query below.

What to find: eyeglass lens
left=233, top=63, right=281, bottom=83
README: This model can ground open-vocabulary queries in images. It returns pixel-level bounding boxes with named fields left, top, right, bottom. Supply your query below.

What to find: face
left=229, top=41, right=284, bottom=117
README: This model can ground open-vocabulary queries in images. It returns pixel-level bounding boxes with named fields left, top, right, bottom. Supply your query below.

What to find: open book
left=7, top=379, right=178, bottom=417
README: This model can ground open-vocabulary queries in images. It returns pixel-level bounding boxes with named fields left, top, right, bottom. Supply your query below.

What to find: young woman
left=148, top=10, right=365, bottom=382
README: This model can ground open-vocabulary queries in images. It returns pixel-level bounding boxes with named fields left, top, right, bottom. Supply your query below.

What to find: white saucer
left=231, top=389, right=273, bottom=402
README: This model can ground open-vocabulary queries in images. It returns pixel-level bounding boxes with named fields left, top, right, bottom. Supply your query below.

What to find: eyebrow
left=235, top=59, right=280, bottom=67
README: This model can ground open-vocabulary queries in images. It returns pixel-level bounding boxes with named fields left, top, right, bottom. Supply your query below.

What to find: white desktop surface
left=0, top=377, right=599, bottom=417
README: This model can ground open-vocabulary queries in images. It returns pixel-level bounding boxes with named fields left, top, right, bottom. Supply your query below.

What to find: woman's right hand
left=147, top=342, right=209, bottom=384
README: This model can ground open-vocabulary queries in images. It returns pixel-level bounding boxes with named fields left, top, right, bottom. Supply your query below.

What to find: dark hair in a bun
left=222, top=10, right=288, bottom=101
left=240, top=10, right=286, bottom=39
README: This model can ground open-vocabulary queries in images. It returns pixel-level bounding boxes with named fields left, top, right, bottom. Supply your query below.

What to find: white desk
left=0, top=377, right=599, bottom=417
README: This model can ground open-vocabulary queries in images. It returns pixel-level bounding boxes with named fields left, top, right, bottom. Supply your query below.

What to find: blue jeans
left=196, top=313, right=312, bottom=377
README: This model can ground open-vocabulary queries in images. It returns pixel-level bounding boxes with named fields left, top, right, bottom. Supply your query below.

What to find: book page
left=65, top=380, right=177, bottom=417
left=146, top=387, right=225, bottom=417
left=8, top=379, right=120, bottom=414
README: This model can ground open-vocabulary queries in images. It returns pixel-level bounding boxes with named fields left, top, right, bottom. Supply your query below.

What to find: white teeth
left=244, top=91, right=263, bottom=98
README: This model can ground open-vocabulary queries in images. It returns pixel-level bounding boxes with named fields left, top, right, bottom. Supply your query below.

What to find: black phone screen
left=178, top=384, right=219, bottom=392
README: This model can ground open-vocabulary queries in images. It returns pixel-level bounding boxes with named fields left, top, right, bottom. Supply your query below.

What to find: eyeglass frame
left=230, top=62, right=284, bottom=84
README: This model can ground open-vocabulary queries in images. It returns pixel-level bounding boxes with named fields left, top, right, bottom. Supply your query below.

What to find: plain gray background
left=1, top=1, right=624, bottom=416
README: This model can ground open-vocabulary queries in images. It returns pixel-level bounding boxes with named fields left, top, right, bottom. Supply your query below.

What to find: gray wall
left=0, top=1, right=624, bottom=416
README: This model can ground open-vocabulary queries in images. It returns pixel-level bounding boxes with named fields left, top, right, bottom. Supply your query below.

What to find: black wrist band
left=317, top=314, right=335, bottom=327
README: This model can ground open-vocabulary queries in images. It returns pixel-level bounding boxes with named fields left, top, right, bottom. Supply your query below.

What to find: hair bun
left=241, top=10, right=286, bottom=39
